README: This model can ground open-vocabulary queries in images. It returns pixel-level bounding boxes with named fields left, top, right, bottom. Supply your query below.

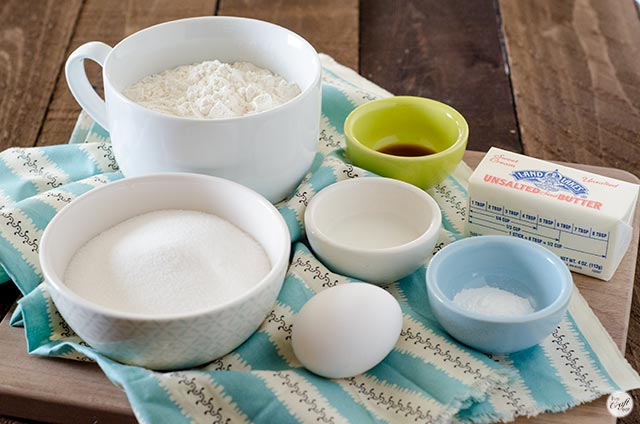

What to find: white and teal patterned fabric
left=2, top=55, right=639, bottom=423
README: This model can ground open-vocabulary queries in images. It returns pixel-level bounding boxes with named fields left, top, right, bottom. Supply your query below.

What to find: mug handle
left=65, top=41, right=112, bottom=131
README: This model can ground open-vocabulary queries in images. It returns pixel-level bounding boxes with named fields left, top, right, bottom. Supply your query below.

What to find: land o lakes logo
left=511, top=169, right=589, bottom=196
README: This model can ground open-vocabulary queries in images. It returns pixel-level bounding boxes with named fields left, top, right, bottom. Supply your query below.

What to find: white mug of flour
left=65, top=17, right=321, bottom=202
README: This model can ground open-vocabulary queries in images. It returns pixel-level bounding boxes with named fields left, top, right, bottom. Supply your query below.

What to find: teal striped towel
left=1, top=55, right=639, bottom=423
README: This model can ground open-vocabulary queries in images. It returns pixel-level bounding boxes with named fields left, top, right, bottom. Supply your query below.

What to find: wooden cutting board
left=0, top=151, right=638, bottom=424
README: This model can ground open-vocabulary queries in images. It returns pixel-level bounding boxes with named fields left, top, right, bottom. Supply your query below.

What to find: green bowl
left=344, top=96, right=469, bottom=189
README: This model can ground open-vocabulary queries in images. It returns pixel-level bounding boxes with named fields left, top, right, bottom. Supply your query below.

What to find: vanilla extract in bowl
left=377, top=143, right=437, bottom=157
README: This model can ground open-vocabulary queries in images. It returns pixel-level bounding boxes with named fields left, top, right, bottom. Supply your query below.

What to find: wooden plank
left=217, top=0, right=358, bottom=70
left=498, top=0, right=640, bottom=174
left=359, top=0, right=522, bottom=153
left=0, top=0, right=83, bottom=150
left=0, top=152, right=637, bottom=423
left=36, top=0, right=218, bottom=147
left=0, top=308, right=135, bottom=424
left=497, top=2, right=640, bottom=422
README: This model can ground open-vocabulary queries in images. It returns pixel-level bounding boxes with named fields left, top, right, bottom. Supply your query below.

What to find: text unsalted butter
left=465, top=147, right=639, bottom=281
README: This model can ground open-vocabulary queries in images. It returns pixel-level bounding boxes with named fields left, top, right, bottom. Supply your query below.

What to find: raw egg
left=291, top=283, right=403, bottom=378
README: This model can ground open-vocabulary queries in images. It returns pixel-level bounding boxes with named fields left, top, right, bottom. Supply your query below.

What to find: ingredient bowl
left=65, top=16, right=321, bottom=203
left=39, top=173, right=291, bottom=370
left=426, top=235, right=573, bottom=353
left=344, top=96, right=468, bottom=189
left=305, top=177, right=441, bottom=285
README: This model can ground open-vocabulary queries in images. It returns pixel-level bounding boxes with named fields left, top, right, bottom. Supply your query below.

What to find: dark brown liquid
left=377, top=143, right=437, bottom=157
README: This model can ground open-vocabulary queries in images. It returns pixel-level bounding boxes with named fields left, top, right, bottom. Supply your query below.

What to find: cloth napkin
left=1, top=55, right=639, bottom=423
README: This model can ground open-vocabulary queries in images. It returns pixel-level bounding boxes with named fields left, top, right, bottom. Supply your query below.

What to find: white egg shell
left=291, top=283, right=403, bottom=379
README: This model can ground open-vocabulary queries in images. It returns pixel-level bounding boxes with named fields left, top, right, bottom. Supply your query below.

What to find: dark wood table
left=1, top=0, right=639, bottom=422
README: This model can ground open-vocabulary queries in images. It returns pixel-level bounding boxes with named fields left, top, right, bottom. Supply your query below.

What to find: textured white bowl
left=305, top=177, right=442, bottom=285
left=65, top=16, right=321, bottom=202
left=40, top=173, right=290, bottom=370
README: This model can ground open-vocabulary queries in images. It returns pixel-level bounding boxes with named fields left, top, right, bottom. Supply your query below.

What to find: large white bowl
left=65, top=17, right=322, bottom=203
left=39, top=173, right=291, bottom=370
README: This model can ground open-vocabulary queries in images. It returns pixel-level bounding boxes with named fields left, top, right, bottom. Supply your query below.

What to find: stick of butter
left=466, top=147, right=639, bottom=281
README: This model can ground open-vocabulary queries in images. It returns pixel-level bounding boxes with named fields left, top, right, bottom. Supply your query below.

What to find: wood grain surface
left=359, top=0, right=522, bottom=154
left=498, top=0, right=640, bottom=174
left=0, top=152, right=635, bottom=424
left=0, top=308, right=135, bottom=424
left=218, top=0, right=358, bottom=70
left=0, top=0, right=83, bottom=150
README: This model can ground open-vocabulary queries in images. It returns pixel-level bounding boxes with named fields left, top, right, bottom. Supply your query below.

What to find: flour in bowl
left=63, top=210, right=271, bottom=315
left=123, top=60, right=301, bottom=119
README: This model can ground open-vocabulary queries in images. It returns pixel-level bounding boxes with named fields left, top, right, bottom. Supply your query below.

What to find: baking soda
left=64, top=210, right=270, bottom=315
left=452, top=286, right=534, bottom=316
left=124, top=60, right=301, bottom=119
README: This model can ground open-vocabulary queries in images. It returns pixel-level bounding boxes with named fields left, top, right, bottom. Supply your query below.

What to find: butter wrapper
left=466, top=147, right=639, bottom=281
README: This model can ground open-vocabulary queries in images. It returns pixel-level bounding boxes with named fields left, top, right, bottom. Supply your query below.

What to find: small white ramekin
left=305, top=177, right=442, bottom=285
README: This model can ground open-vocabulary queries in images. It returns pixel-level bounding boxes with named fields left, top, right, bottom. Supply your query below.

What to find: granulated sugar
left=64, top=210, right=270, bottom=315
left=452, top=286, right=534, bottom=317
left=124, top=60, right=301, bottom=119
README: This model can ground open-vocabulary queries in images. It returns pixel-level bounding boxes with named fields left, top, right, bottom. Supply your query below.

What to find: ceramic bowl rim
left=343, top=96, right=469, bottom=162
left=103, top=16, right=322, bottom=123
left=304, top=177, right=442, bottom=256
left=426, top=235, right=573, bottom=324
left=39, top=173, right=291, bottom=322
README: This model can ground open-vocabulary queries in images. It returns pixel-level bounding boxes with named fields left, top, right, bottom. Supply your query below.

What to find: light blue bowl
left=426, top=235, right=573, bottom=353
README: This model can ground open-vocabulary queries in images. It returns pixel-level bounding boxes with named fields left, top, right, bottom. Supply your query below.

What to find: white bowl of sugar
left=39, top=173, right=290, bottom=370
left=65, top=16, right=322, bottom=203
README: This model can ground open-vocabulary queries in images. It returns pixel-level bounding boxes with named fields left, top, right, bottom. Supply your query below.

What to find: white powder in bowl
left=63, top=210, right=271, bottom=316
left=452, top=286, right=535, bottom=317
left=123, top=60, right=301, bottom=119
